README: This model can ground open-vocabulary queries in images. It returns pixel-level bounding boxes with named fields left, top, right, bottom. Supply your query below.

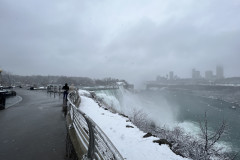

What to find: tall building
left=192, top=69, right=196, bottom=79
left=205, top=70, right=213, bottom=80
left=216, top=66, right=224, bottom=79
left=192, top=69, right=201, bottom=79
left=169, top=71, right=174, bottom=80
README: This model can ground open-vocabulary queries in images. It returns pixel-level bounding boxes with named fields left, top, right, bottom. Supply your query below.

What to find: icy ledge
left=78, top=92, right=189, bottom=160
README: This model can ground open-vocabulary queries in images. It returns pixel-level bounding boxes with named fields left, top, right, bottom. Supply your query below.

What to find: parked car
left=5, top=90, right=17, bottom=97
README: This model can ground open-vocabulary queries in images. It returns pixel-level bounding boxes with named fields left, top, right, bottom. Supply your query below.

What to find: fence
left=47, top=85, right=62, bottom=93
left=67, top=90, right=124, bottom=160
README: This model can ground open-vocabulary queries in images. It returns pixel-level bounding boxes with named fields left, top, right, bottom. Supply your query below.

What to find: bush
left=129, top=109, right=237, bottom=160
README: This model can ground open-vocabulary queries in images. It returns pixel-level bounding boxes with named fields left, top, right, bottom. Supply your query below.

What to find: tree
left=198, top=112, right=237, bottom=160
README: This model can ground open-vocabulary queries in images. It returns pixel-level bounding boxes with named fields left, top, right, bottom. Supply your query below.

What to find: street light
left=0, top=69, right=2, bottom=86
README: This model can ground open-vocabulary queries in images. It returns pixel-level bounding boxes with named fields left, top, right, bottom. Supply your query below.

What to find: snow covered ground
left=78, top=90, right=189, bottom=160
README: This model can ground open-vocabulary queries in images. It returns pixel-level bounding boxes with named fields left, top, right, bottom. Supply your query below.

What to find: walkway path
left=0, top=89, right=66, bottom=160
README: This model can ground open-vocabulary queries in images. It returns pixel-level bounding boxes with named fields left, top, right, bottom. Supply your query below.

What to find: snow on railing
left=67, top=90, right=124, bottom=160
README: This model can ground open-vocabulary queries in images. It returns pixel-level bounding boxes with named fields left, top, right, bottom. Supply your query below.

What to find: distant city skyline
left=192, top=65, right=225, bottom=80
left=157, top=65, right=229, bottom=80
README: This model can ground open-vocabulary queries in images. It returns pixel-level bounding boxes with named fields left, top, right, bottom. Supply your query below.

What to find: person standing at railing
left=62, top=83, right=69, bottom=100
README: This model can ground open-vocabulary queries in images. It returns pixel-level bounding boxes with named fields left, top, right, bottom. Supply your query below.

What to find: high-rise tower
left=216, top=66, right=224, bottom=79
left=169, top=71, right=174, bottom=80
left=205, top=70, right=213, bottom=80
left=192, top=69, right=201, bottom=79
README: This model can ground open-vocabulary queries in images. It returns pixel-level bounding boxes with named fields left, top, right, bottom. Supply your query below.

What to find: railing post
left=72, top=104, right=75, bottom=123
left=85, top=118, right=95, bottom=159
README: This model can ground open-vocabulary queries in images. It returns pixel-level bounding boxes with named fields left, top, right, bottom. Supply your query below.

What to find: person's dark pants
left=63, top=91, right=68, bottom=100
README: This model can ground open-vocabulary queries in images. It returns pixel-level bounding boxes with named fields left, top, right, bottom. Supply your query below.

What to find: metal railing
left=80, top=86, right=119, bottom=91
left=67, top=91, right=124, bottom=160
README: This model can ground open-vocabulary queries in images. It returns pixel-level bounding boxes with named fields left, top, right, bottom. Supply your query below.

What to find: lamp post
left=0, top=69, right=2, bottom=86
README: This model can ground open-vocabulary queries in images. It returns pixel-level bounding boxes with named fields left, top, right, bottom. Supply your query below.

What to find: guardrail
left=80, top=86, right=119, bottom=91
left=67, top=90, right=124, bottom=160
left=47, top=85, right=63, bottom=93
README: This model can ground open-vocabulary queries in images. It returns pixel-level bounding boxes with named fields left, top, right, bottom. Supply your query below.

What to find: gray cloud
left=1, top=0, right=240, bottom=85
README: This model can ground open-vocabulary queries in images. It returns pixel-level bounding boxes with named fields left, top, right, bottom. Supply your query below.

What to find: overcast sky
left=1, top=0, right=240, bottom=85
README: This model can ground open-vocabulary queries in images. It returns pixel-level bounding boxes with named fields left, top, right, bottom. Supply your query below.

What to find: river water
left=144, top=90, right=240, bottom=152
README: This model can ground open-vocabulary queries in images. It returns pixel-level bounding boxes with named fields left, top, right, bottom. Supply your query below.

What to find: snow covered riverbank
left=78, top=90, right=188, bottom=160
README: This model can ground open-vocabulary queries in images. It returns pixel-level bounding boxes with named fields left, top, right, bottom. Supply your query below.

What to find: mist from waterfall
left=95, top=87, right=178, bottom=127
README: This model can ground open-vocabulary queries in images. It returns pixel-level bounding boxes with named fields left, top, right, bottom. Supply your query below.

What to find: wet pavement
left=0, top=89, right=66, bottom=160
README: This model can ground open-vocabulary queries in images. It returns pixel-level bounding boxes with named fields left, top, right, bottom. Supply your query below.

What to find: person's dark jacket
left=62, top=85, right=69, bottom=91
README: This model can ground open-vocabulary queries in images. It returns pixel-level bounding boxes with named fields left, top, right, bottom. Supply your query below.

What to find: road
left=0, top=89, right=66, bottom=160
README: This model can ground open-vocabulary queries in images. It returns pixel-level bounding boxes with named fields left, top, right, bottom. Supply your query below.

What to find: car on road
left=5, top=90, right=17, bottom=97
